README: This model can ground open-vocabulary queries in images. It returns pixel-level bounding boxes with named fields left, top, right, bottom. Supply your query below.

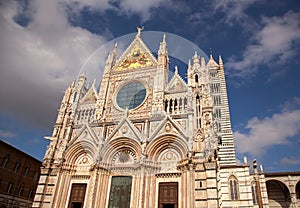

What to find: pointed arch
left=64, top=140, right=97, bottom=165
left=146, top=134, right=188, bottom=160
left=251, top=181, right=258, bottom=204
left=195, top=74, right=199, bottom=83
left=228, top=175, right=239, bottom=200
left=100, top=137, right=142, bottom=164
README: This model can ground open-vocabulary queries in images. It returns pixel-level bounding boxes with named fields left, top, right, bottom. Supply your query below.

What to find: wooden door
left=158, top=182, right=178, bottom=208
left=108, top=176, right=132, bottom=208
left=68, top=183, right=87, bottom=208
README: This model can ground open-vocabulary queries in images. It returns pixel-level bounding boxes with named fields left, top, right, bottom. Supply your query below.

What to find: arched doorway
left=296, top=180, right=300, bottom=207
left=266, top=180, right=291, bottom=208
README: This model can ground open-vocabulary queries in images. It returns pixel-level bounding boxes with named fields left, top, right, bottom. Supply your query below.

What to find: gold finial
left=137, top=26, right=144, bottom=37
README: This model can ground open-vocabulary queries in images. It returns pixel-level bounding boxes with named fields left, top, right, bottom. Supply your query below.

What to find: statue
left=136, top=26, right=144, bottom=37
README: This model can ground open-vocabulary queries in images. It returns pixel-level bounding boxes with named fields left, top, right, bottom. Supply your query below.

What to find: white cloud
left=0, top=0, right=107, bottom=128
left=234, top=99, right=300, bottom=156
left=213, top=0, right=259, bottom=25
left=227, top=11, right=300, bottom=78
left=0, top=130, right=16, bottom=139
left=279, top=157, right=299, bottom=166
left=66, top=0, right=167, bottom=22
left=119, top=0, right=166, bottom=22
left=0, top=0, right=173, bottom=129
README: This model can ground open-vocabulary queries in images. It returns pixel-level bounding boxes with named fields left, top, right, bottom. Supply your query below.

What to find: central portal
left=158, top=182, right=178, bottom=208
left=108, top=176, right=132, bottom=208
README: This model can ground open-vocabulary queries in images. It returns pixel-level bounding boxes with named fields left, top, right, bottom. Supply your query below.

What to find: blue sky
left=0, top=0, right=300, bottom=172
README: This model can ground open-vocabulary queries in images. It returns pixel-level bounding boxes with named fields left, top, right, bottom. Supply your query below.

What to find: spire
left=218, top=55, right=223, bottom=65
left=218, top=55, right=224, bottom=70
left=207, top=49, right=218, bottom=67
left=113, top=42, right=118, bottom=54
left=192, top=51, right=200, bottom=67
left=71, top=80, right=76, bottom=88
left=92, top=79, right=96, bottom=88
left=209, top=48, right=213, bottom=60
left=78, top=71, right=87, bottom=82
left=157, top=34, right=169, bottom=74
left=105, top=42, right=118, bottom=67
left=188, top=59, right=191, bottom=69
left=193, top=51, right=198, bottom=59
left=201, top=57, right=206, bottom=67
left=158, top=33, right=168, bottom=55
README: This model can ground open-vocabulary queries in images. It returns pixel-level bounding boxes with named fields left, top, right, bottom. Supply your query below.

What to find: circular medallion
left=116, top=82, right=146, bottom=110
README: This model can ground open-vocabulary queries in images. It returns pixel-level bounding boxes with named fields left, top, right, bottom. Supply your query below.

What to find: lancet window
left=195, top=74, right=199, bottom=83
left=213, top=95, right=221, bottom=106
left=211, top=83, right=220, bottom=93
left=229, top=176, right=239, bottom=200
left=196, top=94, right=201, bottom=128
left=252, top=182, right=258, bottom=204
left=164, top=97, right=187, bottom=114
left=76, top=108, right=96, bottom=124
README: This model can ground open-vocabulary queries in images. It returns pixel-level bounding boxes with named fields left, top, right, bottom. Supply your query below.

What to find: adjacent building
left=33, top=29, right=300, bottom=208
left=0, top=140, right=41, bottom=208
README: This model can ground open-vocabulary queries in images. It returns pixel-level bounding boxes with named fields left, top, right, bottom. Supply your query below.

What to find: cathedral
left=33, top=29, right=300, bottom=208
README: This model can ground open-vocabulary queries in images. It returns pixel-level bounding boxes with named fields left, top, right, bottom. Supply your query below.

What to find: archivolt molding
left=64, top=140, right=97, bottom=165
left=146, top=135, right=188, bottom=160
left=100, top=137, right=142, bottom=164
left=227, top=172, right=239, bottom=181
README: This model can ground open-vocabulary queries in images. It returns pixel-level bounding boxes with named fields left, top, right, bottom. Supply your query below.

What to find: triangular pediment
left=67, top=124, right=99, bottom=148
left=149, top=116, right=188, bottom=141
left=106, top=117, right=142, bottom=143
left=165, top=70, right=188, bottom=93
left=114, top=34, right=157, bottom=71
left=80, top=85, right=98, bottom=104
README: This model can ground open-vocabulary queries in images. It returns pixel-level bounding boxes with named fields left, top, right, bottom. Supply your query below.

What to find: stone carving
left=193, top=133, right=204, bottom=153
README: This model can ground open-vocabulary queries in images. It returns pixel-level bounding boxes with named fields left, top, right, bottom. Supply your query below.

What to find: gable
left=114, top=35, right=157, bottom=71
left=68, top=124, right=99, bottom=148
left=165, top=71, right=188, bottom=93
left=149, top=116, right=188, bottom=141
left=106, top=117, right=142, bottom=143
left=80, top=85, right=98, bottom=104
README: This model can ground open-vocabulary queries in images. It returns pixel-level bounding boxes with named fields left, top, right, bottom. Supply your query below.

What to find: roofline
left=264, top=171, right=300, bottom=177
left=220, top=164, right=250, bottom=169
left=0, top=139, right=42, bottom=163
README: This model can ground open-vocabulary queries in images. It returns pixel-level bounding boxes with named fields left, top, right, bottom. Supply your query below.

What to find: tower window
left=252, top=182, right=258, bottom=204
left=229, top=176, right=239, bottom=200
left=214, top=108, right=221, bottom=118
left=210, top=70, right=217, bottom=77
left=213, top=96, right=221, bottom=105
left=211, top=83, right=220, bottom=93
left=195, top=74, right=199, bottom=83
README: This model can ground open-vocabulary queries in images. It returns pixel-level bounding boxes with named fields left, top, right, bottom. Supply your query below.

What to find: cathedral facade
left=33, top=30, right=300, bottom=208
